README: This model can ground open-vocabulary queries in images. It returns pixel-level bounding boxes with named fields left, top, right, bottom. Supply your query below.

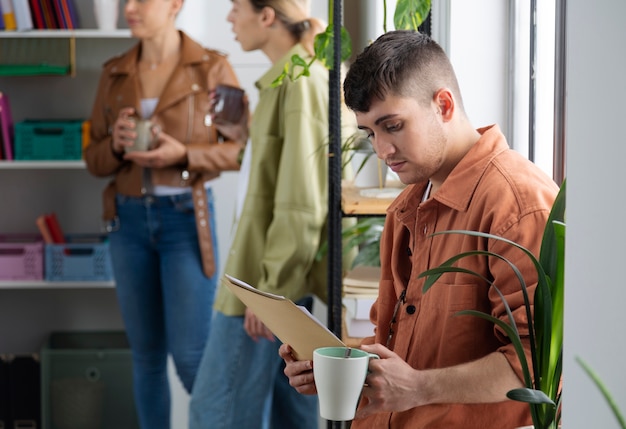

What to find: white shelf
left=0, top=160, right=86, bottom=169
left=0, top=29, right=132, bottom=38
left=0, top=280, right=115, bottom=289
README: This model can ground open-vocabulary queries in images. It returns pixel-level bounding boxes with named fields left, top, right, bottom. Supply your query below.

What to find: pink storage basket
left=0, top=234, right=44, bottom=281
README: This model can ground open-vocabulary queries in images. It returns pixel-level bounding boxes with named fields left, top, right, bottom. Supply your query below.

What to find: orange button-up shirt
left=354, top=125, right=559, bottom=429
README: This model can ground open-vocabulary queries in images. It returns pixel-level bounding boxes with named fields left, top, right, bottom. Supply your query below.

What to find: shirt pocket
left=418, top=281, right=493, bottom=366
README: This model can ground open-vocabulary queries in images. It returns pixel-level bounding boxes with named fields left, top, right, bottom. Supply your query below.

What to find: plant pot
left=351, top=151, right=388, bottom=188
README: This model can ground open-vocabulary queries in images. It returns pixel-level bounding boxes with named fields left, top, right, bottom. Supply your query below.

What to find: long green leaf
left=576, top=356, right=626, bottom=429
left=507, top=387, right=555, bottom=406
left=394, top=0, right=431, bottom=30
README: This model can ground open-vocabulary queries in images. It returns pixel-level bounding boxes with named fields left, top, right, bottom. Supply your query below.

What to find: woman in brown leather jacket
left=84, top=1, right=245, bottom=428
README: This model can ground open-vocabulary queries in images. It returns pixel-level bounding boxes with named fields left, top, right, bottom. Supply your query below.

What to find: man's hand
left=279, top=344, right=317, bottom=395
left=356, top=343, right=425, bottom=419
left=243, top=308, right=274, bottom=342
left=354, top=344, right=524, bottom=420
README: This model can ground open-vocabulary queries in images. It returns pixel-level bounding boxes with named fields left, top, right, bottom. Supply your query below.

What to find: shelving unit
left=0, top=29, right=131, bottom=38
left=0, top=161, right=86, bottom=169
left=0, top=30, right=131, bottom=76
left=0, top=280, right=115, bottom=290
left=0, top=24, right=135, bottom=354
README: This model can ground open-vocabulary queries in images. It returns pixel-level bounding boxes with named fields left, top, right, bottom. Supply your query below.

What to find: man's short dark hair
left=344, top=30, right=464, bottom=113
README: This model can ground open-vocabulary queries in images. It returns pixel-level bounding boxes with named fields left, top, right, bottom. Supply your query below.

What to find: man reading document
left=279, top=30, right=558, bottom=428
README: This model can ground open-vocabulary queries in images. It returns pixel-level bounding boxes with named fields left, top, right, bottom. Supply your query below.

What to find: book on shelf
left=51, top=0, right=65, bottom=28
left=28, top=0, right=45, bottom=29
left=40, top=0, right=58, bottom=29
left=0, top=0, right=17, bottom=30
left=12, top=0, right=33, bottom=31
left=0, top=2, right=5, bottom=30
left=66, top=0, right=78, bottom=28
left=43, top=212, right=65, bottom=244
left=35, top=214, right=54, bottom=244
left=0, top=91, right=14, bottom=161
left=58, top=0, right=76, bottom=29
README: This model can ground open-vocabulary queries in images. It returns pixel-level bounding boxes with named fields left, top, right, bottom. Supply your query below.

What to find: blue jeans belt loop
left=192, top=178, right=215, bottom=278
left=105, top=216, right=120, bottom=233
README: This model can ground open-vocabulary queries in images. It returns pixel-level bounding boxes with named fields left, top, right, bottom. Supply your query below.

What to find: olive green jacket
left=214, top=44, right=339, bottom=316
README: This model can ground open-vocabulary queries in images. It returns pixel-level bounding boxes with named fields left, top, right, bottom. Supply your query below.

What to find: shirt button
left=181, top=170, right=190, bottom=180
left=192, top=83, right=200, bottom=92
left=200, top=219, right=207, bottom=227
left=406, top=305, right=416, bottom=315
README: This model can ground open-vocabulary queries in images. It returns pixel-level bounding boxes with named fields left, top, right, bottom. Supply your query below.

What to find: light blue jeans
left=109, top=190, right=218, bottom=429
left=188, top=298, right=319, bottom=429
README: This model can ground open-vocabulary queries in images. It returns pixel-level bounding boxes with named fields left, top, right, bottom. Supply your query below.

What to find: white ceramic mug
left=313, top=346, right=379, bottom=421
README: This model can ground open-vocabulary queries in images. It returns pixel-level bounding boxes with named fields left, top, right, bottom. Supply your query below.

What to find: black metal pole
left=327, top=0, right=344, bottom=428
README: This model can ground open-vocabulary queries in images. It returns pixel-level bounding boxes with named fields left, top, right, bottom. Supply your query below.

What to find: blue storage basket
left=45, top=235, right=113, bottom=282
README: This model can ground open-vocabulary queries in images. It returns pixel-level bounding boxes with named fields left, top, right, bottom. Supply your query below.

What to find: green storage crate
left=40, top=331, right=139, bottom=429
left=14, top=120, right=84, bottom=161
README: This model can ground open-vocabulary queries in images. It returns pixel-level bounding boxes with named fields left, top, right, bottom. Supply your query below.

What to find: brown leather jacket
left=85, top=31, right=241, bottom=277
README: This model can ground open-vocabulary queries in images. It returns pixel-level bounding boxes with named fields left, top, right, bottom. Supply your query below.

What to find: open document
left=224, top=274, right=345, bottom=360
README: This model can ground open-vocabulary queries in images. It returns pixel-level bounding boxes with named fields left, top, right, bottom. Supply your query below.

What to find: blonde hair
left=249, top=0, right=324, bottom=55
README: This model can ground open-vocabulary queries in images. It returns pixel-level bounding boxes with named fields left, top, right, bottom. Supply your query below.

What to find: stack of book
left=0, top=0, right=78, bottom=31
left=342, top=265, right=380, bottom=338
left=35, top=212, right=65, bottom=244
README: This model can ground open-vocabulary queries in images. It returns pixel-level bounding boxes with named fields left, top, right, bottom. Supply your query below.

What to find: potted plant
left=420, top=180, right=566, bottom=429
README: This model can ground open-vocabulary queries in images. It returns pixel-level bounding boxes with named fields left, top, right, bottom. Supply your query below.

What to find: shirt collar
left=388, top=124, right=510, bottom=216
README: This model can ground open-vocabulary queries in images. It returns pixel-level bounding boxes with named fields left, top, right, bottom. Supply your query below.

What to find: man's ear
left=434, top=88, right=454, bottom=122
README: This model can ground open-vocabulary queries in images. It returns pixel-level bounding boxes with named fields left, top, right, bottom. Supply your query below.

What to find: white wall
left=448, top=0, right=509, bottom=135
left=563, top=0, right=626, bottom=427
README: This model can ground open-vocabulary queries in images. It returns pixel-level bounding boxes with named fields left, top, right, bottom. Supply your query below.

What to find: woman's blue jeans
left=188, top=298, right=319, bottom=429
left=109, top=190, right=218, bottom=429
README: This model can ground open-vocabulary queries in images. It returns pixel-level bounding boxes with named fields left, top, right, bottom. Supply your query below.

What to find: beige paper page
left=224, top=274, right=345, bottom=360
